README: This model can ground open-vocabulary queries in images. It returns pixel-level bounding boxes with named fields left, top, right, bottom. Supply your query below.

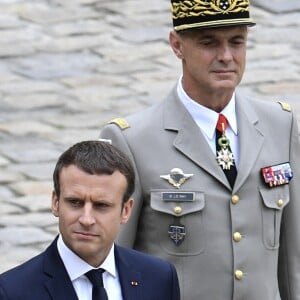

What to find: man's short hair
left=53, top=140, right=135, bottom=204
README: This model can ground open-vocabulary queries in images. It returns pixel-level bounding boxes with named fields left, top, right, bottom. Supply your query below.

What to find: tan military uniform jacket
left=99, top=88, right=300, bottom=300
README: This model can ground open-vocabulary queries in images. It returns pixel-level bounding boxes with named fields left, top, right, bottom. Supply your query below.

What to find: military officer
left=99, top=0, right=300, bottom=299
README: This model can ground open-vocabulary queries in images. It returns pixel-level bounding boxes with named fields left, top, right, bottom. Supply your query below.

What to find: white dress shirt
left=177, top=77, right=240, bottom=168
left=57, top=235, right=123, bottom=300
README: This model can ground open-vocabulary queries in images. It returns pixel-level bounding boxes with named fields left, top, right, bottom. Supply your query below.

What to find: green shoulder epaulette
left=109, top=118, right=130, bottom=130
left=277, top=101, right=291, bottom=112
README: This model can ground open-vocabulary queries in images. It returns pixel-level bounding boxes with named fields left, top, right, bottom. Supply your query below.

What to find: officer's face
left=170, top=26, right=248, bottom=103
left=52, top=165, right=133, bottom=267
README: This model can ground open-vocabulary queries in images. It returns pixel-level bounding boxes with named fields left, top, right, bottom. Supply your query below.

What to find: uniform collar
left=177, top=77, right=238, bottom=140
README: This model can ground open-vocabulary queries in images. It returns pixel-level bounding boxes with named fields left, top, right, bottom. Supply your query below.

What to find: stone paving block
left=61, top=74, right=131, bottom=89
left=0, top=201, right=23, bottom=215
left=3, top=93, right=68, bottom=110
left=0, top=186, right=15, bottom=200
left=36, top=34, right=106, bottom=53
left=51, top=0, right=99, bottom=5
left=0, top=120, right=56, bottom=136
left=97, top=41, right=171, bottom=63
left=46, top=113, right=104, bottom=129
left=0, top=43, right=35, bottom=58
left=252, top=0, right=300, bottom=14
left=9, top=180, right=53, bottom=197
left=19, top=3, right=99, bottom=24
left=0, top=79, right=64, bottom=94
left=8, top=162, right=54, bottom=181
left=0, top=27, right=44, bottom=44
left=0, top=226, right=54, bottom=245
left=0, top=155, right=9, bottom=166
left=272, top=13, right=300, bottom=27
left=0, top=212, right=56, bottom=228
left=8, top=195, right=51, bottom=212
left=155, top=53, right=182, bottom=69
left=253, top=27, right=300, bottom=44
left=247, top=44, right=294, bottom=61
left=10, top=53, right=103, bottom=79
left=243, top=68, right=300, bottom=86
left=95, top=60, right=159, bottom=75
left=50, top=19, right=107, bottom=36
left=0, top=14, right=23, bottom=30
left=0, top=141, right=62, bottom=163
left=118, top=26, right=170, bottom=43
left=258, top=81, right=300, bottom=95
left=44, top=128, right=101, bottom=146
left=0, top=169, right=24, bottom=183
left=69, top=85, right=134, bottom=106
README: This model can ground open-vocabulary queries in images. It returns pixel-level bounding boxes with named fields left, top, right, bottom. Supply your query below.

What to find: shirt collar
left=57, top=235, right=117, bottom=281
left=177, top=77, right=238, bottom=140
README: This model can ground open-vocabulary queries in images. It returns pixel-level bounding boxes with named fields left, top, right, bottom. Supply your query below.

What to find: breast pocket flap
left=260, top=187, right=290, bottom=210
left=150, top=190, right=205, bottom=217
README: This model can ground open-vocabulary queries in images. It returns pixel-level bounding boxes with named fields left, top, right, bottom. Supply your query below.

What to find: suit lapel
left=115, top=246, right=142, bottom=300
left=43, top=237, right=79, bottom=300
left=163, top=88, right=231, bottom=188
left=233, top=95, right=265, bottom=192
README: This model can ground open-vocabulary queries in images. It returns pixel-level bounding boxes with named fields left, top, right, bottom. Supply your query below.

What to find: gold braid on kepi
left=171, top=0, right=256, bottom=31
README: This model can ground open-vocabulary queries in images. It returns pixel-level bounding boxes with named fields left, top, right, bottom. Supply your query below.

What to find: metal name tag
left=162, top=192, right=195, bottom=202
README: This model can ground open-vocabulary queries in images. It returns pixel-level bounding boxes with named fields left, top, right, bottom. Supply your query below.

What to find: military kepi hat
left=171, top=0, right=256, bottom=31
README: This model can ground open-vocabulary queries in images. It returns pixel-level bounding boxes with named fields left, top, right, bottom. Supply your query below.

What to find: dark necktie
left=85, top=269, right=109, bottom=300
left=216, top=114, right=237, bottom=188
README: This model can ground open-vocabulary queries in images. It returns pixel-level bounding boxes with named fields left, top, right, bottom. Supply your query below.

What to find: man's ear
left=121, top=198, right=134, bottom=224
left=169, top=30, right=183, bottom=59
left=51, top=190, right=59, bottom=217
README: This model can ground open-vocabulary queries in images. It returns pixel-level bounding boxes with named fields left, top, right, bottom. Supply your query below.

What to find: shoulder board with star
left=277, top=101, right=291, bottom=112
left=109, top=118, right=130, bottom=130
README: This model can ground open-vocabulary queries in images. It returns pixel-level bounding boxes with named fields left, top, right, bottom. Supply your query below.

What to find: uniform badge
left=109, top=118, right=130, bottom=130
left=160, top=168, right=193, bottom=189
left=168, top=224, right=186, bottom=246
left=261, top=162, right=293, bottom=188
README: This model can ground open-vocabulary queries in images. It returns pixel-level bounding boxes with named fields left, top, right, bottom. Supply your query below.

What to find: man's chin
left=213, top=81, right=236, bottom=92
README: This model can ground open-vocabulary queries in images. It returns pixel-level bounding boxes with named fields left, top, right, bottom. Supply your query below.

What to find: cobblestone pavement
left=0, top=0, right=299, bottom=273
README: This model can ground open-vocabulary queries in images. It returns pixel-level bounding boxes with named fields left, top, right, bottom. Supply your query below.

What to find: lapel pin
left=131, top=281, right=139, bottom=286
left=160, top=168, right=193, bottom=189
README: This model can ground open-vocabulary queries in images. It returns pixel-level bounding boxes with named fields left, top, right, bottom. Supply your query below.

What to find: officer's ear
left=51, top=190, right=59, bottom=217
left=169, top=30, right=183, bottom=59
left=121, top=198, right=134, bottom=224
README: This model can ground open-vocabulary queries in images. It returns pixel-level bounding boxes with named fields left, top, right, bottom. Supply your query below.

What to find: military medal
left=160, top=168, right=193, bottom=189
left=216, top=135, right=235, bottom=170
left=216, top=117, right=235, bottom=170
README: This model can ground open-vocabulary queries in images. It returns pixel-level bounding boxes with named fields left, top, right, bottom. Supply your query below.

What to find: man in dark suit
left=99, top=1, right=300, bottom=299
left=0, top=141, right=180, bottom=300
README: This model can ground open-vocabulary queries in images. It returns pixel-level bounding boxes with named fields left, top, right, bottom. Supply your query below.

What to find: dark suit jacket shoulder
left=0, top=239, right=180, bottom=300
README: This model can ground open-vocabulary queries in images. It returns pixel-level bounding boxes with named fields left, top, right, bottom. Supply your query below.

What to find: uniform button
left=231, top=195, right=239, bottom=205
left=277, top=199, right=284, bottom=208
left=235, top=270, right=244, bottom=280
left=174, top=206, right=182, bottom=215
left=233, top=232, right=242, bottom=242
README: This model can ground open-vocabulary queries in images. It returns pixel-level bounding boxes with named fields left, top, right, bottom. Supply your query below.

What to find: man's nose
left=78, top=203, right=95, bottom=226
left=217, top=44, right=233, bottom=63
